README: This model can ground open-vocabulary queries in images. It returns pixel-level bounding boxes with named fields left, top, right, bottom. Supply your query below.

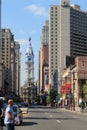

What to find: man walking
left=4, top=99, right=15, bottom=130
left=55, top=95, right=59, bottom=108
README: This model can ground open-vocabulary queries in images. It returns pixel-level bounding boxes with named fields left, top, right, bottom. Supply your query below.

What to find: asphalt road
left=3, top=105, right=87, bottom=130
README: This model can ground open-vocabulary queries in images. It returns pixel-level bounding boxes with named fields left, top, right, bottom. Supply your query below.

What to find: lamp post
left=68, top=70, right=77, bottom=110
left=70, top=70, right=79, bottom=111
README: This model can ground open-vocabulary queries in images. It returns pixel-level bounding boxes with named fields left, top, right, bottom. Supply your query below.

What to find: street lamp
left=69, top=70, right=79, bottom=110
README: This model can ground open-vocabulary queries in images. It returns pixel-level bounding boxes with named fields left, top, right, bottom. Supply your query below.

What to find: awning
left=66, top=83, right=71, bottom=88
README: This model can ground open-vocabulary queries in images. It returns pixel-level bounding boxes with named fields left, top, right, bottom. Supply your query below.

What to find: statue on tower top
left=29, top=37, right=31, bottom=42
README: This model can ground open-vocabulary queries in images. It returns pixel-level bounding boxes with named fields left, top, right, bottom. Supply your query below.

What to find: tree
left=83, top=80, right=87, bottom=103
left=49, top=89, right=58, bottom=106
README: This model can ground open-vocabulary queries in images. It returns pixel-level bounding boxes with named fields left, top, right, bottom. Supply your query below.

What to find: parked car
left=13, top=104, right=23, bottom=125
left=20, top=102, right=29, bottom=114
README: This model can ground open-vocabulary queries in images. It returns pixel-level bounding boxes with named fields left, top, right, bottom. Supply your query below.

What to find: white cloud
left=29, top=30, right=37, bottom=34
left=25, top=4, right=48, bottom=16
left=17, top=30, right=37, bottom=40
left=19, top=30, right=26, bottom=35
left=16, top=39, right=27, bottom=44
left=34, top=51, right=39, bottom=58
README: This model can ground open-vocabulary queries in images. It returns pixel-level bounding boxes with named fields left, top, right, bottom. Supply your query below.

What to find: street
left=7, top=105, right=87, bottom=130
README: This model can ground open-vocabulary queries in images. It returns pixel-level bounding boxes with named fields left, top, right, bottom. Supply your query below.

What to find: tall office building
left=11, top=39, right=16, bottom=95
left=0, top=29, right=14, bottom=95
left=41, top=20, right=49, bottom=44
left=49, top=0, right=87, bottom=90
left=0, top=0, right=1, bottom=64
left=0, top=0, right=1, bottom=29
left=0, top=1, right=2, bottom=93
left=39, top=20, right=49, bottom=93
left=15, top=42, right=21, bottom=96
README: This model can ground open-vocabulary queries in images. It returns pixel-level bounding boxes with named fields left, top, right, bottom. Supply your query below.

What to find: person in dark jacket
left=0, top=100, right=4, bottom=130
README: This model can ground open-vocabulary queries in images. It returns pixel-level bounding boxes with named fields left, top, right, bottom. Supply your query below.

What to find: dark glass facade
left=70, top=7, right=87, bottom=56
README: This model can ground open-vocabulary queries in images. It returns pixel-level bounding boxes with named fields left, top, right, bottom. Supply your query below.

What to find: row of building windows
left=71, top=26, right=87, bottom=32
left=51, top=18, right=58, bottom=21
left=71, top=48, right=87, bottom=54
left=70, top=14, right=87, bottom=21
left=51, top=7, right=58, bottom=10
left=51, top=14, right=58, bottom=17
left=51, top=21, right=58, bottom=24
left=70, top=8, right=87, bottom=17
left=51, top=10, right=58, bottom=13
left=51, top=24, right=58, bottom=27
left=71, top=36, right=87, bottom=41
left=71, top=39, right=87, bottom=45
left=71, top=22, right=87, bottom=29
left=51, top=45, right=57, bottom=48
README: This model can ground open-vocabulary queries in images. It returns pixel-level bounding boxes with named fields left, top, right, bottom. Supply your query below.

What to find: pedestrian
left=0, top=100, right=4, bottom=130
left=81, top=100, right=85, bottom=112
left=55, top=95, right=59, bottom=108
left=4, top=99, right=15, bottom=130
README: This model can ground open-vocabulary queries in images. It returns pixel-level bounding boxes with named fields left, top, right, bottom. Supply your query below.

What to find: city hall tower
left=25, top=38, right=34, bottom=85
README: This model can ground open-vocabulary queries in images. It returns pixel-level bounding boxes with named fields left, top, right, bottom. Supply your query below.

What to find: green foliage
left=46, top=95, right=50, bottom=104
left=83, top=80, right=87, bottom=101
left=58, top=93, right=62, bottom=98
left=49, top=89, right=58, bottom=103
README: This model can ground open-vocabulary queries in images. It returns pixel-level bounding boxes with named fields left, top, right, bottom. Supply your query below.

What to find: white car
left=13, top=105, right=23, bottom=125
left=20, top=106, right=29, bottom=114
left=20, top=102, right=29, bottom=114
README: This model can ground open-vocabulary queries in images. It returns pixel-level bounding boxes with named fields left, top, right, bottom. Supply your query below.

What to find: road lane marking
left=50, top=115, right=53, bottom=118
left=45, top=112, right=48, bottom=114
left=72, top=115, right=77, bottom=118
left=57, top=120, right=61, bottom=124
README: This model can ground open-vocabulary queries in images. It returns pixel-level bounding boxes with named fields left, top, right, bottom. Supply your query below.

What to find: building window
left=51, top=7, right=53, bottom=10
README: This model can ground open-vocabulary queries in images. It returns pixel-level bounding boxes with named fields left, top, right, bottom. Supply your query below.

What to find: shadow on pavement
left=30, top=105, right=51, bottom=109
left=28, top=110, right=59, bottom=114
left=22, top=121, right=38, bottom=126
left=23, top=116, right=77, bottom=120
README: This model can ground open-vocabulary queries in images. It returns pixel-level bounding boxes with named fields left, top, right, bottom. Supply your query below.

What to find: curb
left=60, top=108, right=87, bottom=115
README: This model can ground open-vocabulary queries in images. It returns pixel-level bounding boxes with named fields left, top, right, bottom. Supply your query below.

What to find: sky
left=1, top=0, right=87, bottom=86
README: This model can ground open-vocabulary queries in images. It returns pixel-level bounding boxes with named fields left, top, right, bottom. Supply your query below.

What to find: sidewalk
left=60, top=107, right=87, bottom=115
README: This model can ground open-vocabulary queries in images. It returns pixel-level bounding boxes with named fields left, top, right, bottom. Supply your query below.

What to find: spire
left=29, top=37, right=31, bottom=42
left=25, top=37, right=34, bottom=62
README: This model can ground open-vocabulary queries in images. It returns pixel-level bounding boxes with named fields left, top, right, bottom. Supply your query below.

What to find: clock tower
left=25, top=37, right=34, bottom=85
